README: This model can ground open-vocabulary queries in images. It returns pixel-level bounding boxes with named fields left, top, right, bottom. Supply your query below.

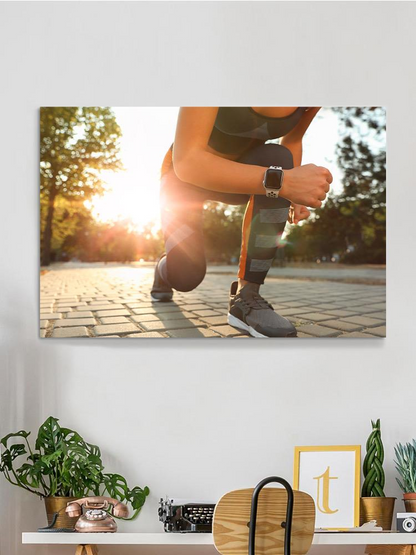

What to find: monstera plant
left=0, top=416, right=149, bottom=527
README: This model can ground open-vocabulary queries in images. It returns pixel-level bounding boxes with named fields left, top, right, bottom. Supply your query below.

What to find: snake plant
left=362, top=418, right=386, bottom=497
left=394, top=440, right=416, bottom=494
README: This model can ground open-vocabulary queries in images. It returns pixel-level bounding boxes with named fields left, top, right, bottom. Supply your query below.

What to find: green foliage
left=362, top=419, right=386, bottom=497
left=285, top=107, right=386, bottom=264
left=0, top=417, right=149, bottom=520
left=203, top=203, right=245, bottom=263
left=394, top=440, right=416, bottom=494
left=40, top=107, right=123, bottom=265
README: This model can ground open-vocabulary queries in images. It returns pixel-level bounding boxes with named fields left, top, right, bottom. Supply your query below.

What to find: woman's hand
left=281, top=163, right=332, bottom=208
left=288, top=204, right=311, bottom=225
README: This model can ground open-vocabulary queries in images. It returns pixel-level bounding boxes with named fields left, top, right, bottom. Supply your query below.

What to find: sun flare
left=85, top=174, right=161, bottom=234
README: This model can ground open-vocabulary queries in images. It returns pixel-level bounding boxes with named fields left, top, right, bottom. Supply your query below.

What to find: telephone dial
left=65, top=497, right=129, bottom=533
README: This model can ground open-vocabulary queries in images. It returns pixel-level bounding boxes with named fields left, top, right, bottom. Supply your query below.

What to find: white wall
left=1, top=2, right=416, bottom=555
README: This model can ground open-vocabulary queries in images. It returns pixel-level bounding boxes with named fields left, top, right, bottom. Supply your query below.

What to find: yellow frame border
left=293, top=445, right=361, bottom=529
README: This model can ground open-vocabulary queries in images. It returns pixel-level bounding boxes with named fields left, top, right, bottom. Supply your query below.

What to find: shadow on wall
left=0, top=289, right=63, bottom=555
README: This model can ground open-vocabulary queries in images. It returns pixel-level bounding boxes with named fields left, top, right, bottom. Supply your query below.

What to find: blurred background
left=40, top=107, right=386, bottom=268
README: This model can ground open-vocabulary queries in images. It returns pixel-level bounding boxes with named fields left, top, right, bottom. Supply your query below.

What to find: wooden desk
left=22, top=532, right=416, bottom=554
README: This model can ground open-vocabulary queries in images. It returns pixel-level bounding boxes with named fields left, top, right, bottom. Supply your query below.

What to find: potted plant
left=360, top=419, right=395, bottom=530
left=0, top=416, right=149, bottom=529
left=394, top=440, right=416, bottom=512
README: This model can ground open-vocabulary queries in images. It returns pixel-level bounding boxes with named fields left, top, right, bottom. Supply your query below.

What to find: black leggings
left=160, top=143, right=294, bottom=292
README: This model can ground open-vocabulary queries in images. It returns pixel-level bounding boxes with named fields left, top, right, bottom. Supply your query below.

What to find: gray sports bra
left=208, top=107, right=307, bottom=155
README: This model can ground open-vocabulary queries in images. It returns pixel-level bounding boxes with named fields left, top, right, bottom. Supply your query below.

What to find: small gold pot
left=360, top=497, right=396, bottom=530
left=44, top=496, right=78, bottom=529
left=404, top=493, right=416, bottom=512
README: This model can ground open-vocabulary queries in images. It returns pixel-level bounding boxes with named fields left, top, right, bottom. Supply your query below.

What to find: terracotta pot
left=44, top=496, right=77, bottom=529
left=403, top=492, right=416, bottom=512
left=360, top=497, right=396, bottom=530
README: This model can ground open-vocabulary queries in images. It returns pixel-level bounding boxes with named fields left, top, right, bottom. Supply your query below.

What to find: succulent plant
left=394, top=440, right=416, bottom=494
left=362, top=418, right=385, bottom=497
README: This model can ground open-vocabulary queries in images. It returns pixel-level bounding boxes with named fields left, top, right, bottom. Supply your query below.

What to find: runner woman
left=151, top=107, right=332, bottom=338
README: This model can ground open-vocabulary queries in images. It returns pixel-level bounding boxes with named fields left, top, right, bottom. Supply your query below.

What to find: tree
left=285, top=107, right=386, bottom=264
left=40, top=107, right=122, bottom=265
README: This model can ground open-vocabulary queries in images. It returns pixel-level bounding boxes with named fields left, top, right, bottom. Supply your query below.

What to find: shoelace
left=239, top=292, right=273, bottom=311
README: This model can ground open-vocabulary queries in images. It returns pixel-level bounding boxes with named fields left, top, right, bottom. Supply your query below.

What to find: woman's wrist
left=280, top=168, right=293, bottom=201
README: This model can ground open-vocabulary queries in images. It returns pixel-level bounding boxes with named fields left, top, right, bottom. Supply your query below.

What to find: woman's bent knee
left=166, top=260, right=206, bottom=292
left=237, top=143, right=294, bottom=169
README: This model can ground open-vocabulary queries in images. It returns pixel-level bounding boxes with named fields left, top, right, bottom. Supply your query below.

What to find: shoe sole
left=227, top=313, right=297, bottom=338
left=150, top=293, right=173, bottom=303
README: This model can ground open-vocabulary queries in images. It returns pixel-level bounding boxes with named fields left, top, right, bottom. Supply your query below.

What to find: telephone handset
left=66, top=497, right=129, bottom=533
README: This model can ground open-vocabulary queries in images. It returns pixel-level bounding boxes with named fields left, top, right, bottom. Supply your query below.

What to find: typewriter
left=158, top=498, right=215, bottom=533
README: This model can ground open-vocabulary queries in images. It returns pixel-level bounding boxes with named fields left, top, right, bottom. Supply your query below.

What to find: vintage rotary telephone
left=65, top=497, right=129, bottom=532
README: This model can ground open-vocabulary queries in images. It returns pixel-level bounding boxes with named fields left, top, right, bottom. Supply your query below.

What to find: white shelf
left=22, top=532, right=416, bottom=546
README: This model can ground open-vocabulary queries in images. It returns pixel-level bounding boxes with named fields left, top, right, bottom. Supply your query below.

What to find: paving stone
left=209, top=325, right=245, bottom=337
left=297, top=312, right=333, bottom=322
left=93, top=323, right=139, bottom=336
left=56, top=302, right=87, bottom=308
left=100, top=317, right=130, bottom=324
left=367, top=311, right=386, bottom=320
left=166, top=328, right=221, bottom=338
left=179, top=304, right=208, bottom=311
left=340, top=331, right=376, bottom=338
left=296, top=324, right=340, bottom=337
left=133, top=306, right=181, bottom=315
left=139, top=319, right=205, bottom=332
left=191, top=309, right=222, bottom=317
left=311, top=303, right=341, bottom=310
left=39, top=313, right=62, bottom=320
left=320, top=320, right=364, bottom=332
left=67, top=311, right=94, bottom=318
left=54, top=318, right=96, bottom=327
left=131, top=314, right=160, bottom=323
left=96, top=309, right=131, bottom=317
left=365, top=325, right=386, bottom=337
left=126, top=302, right=155, bottom=309
left=124, top=332, right=164, bottom=338
left=55, top=307, right=73, bottom=313
left=51, top=326, right=89, bottom=338
left=323, top=309, right=357, bottom=317
left=86, top=303, right=125, bottom=311
left=341, top=315, right=385, bottom=328
left=367, top=303, right=386, bottom=310
left=199, top=315, right=228, bottom=326
left=39, top=329, right=46, bottom=338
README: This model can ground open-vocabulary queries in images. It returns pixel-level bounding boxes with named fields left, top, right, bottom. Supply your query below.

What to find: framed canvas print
left=40, top=107, right=386, bottom=339
left=293, top=445, right=361, bottom=529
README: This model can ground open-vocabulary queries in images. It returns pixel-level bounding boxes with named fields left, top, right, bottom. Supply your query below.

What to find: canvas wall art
left=40, top=107, right=386, bottom=339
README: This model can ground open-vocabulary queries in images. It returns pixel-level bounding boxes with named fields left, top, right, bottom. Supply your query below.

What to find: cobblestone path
left=40, top=264, right=386, bottom=338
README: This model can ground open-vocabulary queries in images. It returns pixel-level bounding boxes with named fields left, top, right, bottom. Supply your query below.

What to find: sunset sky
left=88, top=107, right=344, bottom=231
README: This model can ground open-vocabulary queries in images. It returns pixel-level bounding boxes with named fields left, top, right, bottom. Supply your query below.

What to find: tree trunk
left=41, top=188, right=57, bottom=266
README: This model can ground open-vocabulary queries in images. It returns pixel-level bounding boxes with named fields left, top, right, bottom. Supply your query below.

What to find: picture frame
left=293, top=445, right=361, bottom=530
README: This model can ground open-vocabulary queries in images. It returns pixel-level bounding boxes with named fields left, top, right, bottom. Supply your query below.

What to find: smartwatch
left=263, top=166, right=284, bottom=198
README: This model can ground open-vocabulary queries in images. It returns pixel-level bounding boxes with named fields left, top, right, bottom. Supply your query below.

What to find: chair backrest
left=213, top=486, right=315, bottom=555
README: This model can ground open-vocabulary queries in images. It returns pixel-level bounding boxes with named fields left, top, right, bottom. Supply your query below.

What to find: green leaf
left=1, top=431, right=30, bottom=448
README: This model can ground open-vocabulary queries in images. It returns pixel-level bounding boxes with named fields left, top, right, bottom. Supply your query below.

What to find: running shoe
left=150, top=255, right=173, bottom=302
left=227, top=281, right=297, bottom=338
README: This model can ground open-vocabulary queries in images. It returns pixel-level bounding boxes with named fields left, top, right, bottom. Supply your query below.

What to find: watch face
left=265, top=168, right=283, bottom=190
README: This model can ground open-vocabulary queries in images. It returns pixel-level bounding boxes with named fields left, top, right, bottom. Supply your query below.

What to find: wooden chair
left=213, top=476, right=315, bottom=555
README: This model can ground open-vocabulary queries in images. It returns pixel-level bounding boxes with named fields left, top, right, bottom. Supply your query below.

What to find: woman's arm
left=280, top=138, right=303, bottom=167
left=173, top=108, right=267, bottom=196
left=173, top=107, right=331, bottom=208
